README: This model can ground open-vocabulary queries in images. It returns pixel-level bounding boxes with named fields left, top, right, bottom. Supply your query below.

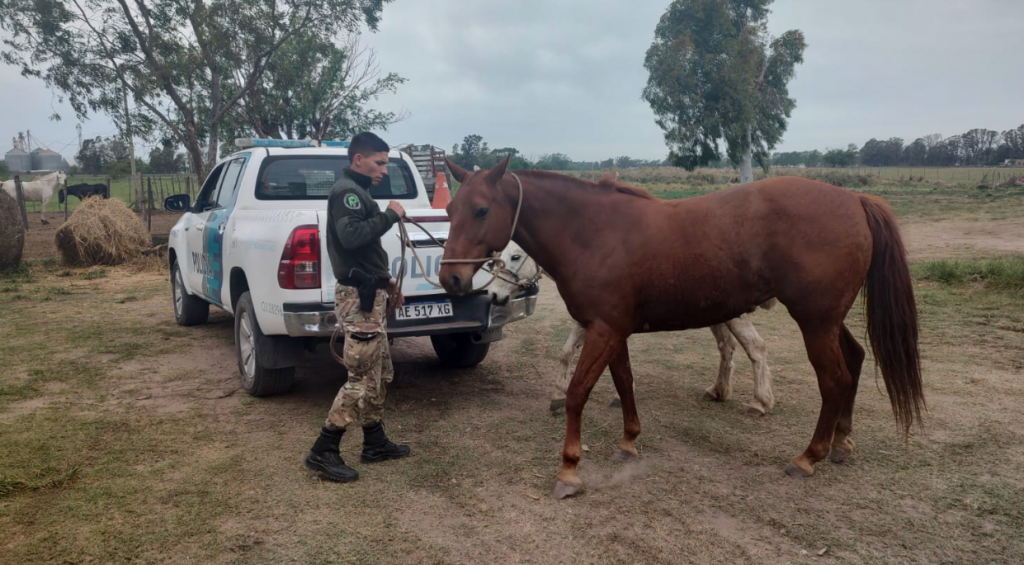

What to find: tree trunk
left=740, top=126, right=754, bottom=184
left=123, top=91, right=141, bottom=215
left=207, top=118, right=220, bottom=173
left=206, top=73, right=221, bottom=177
left=183, top=122, right=208, bottom=183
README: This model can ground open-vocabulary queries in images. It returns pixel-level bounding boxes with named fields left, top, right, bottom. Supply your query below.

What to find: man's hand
left=387, top=201, right=406, bottom=218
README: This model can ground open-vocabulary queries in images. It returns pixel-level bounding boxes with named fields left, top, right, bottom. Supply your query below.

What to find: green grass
left=0, top=466, right=80, bottom=499
left=915, top=256, right=1024, bottom=291
left=0, top=264, right=34, bottom=283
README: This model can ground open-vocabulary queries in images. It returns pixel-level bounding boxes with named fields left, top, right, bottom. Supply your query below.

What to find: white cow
left=1, top=171, right=67, bottom=224
left=488, top=242, right=778, bottom=416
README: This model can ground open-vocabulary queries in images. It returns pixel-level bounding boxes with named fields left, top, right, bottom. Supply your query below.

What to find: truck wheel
left=430, top=332, right=490, bottom=368
left=235, top=292, right=295, bottom=396
left=172, top=261, right=209, bottom=326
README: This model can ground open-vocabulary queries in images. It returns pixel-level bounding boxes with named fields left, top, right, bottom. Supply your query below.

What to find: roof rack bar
left=234, top=138, right=350, bottom=149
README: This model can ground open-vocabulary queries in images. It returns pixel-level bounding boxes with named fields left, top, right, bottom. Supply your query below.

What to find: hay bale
left=54, top=197, right=151, bottom=266
left=0, top=189, right=25, bottom=270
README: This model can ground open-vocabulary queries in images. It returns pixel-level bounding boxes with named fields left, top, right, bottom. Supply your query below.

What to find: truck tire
left=172, top=261, right=209, bottom=326
left=430, top=332, right=490, bottom=368
left=235, top=292, right=295, bottom=396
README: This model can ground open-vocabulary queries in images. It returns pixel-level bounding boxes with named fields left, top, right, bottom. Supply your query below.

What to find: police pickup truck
left=162, top=138, right=537, bottom=397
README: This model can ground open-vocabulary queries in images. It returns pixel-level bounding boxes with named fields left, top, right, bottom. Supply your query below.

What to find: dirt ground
left=2, top=203, right=1024, bottom=564
left=902, top=217, right=1024, bottom=260
left=17, top=210, right=181, bottom=261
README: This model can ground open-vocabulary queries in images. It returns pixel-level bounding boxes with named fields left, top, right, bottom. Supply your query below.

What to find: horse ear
left=446, top=158, right=470, bottom=183
left=485, top=154, right=511, bottom=186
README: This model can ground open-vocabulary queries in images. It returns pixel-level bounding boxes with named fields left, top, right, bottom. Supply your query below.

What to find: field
left=2, top=170, right=1024, bottom=564
left=6, top=173, right=198, bottom=215
left=848, top=166, right=1024, bottom=184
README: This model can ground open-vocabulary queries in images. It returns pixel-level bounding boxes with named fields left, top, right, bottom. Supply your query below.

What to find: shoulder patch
left=344, top=193, right=361, bottom=210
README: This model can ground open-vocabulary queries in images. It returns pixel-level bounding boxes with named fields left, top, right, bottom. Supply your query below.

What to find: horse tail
left=858, top=194, right=925, bottom=438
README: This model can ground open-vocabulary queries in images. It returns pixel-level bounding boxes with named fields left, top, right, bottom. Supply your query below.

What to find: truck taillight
left=278, top=225, right=320, bottom=289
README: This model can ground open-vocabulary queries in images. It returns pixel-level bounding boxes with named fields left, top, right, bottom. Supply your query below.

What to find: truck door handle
left=218, top=223, right=226, bottom=234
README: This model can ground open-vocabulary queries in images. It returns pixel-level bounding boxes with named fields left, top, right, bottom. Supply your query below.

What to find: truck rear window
left=254, top=156, right=419, bottom=200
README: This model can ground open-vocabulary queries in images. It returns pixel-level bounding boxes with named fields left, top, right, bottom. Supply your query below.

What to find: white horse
left=1, top=171, right=67, bottom=224
left=488, top=242, right=778, bottom=416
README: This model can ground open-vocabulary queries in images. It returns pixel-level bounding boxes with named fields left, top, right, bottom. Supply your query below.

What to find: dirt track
left=3, top=201, right=1024, bottom=563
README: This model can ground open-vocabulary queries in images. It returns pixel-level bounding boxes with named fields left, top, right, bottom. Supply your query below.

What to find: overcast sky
left=2, top=0, right=1022, bottom=162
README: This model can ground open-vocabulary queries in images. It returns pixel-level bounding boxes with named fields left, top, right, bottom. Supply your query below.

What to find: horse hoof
left=785, top=461, right=814, bottom=478
left=827, top=450, right=851, bottom=462
left=611, top=449, right=637, bottom=463
left=701, top=391, right=719, bottom=402
left=745, top=406, right=766, bottom=418
left=608, top=398, right=621, bottom=408
left=549, top=399, right=565, bottom=412
left=550, top=481, right=583, bottom=499
left=829, top=448, right=851, bottom=464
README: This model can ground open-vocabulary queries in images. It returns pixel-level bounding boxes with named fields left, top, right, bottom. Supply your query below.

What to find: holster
left=347, top=268, right=390, bottom=313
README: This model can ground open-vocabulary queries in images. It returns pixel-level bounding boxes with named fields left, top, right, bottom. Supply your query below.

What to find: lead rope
left=330, top=172, right=525, bottom=365
left=398, top=171, right=524, bottom=293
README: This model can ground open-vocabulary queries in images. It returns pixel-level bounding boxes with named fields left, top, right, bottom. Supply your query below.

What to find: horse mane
left=515, top=170, right=655, bottom=200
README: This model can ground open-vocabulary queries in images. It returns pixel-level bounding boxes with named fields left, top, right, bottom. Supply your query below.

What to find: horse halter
left=484, top=253, right=542, bottom=292
left=392, top=171, right=526, bottom=299
left=434, top=170, right=524, bottom=290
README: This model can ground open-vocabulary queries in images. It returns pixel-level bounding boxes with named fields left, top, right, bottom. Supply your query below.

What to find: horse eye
left=476, top=207, right=489, bottom=218
left=511, top=254, right=522, bottom=261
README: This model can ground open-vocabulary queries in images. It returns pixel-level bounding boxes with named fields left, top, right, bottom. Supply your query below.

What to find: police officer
left=304, top=132, right=410, bottom=482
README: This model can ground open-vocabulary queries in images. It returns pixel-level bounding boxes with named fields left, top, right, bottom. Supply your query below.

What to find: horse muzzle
left=439, top=264, right=475, bottom=296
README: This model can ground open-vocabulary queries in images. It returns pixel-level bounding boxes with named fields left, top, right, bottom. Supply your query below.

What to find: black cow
left=59, top=183, right=109, bottom=204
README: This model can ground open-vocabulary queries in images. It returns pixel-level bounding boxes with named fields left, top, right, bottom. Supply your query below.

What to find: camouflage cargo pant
left=325, top=283, right=394, bottom=430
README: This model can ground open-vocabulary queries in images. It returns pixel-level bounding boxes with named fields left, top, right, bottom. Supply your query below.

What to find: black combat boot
left=304, top=426, right=359, bottom=482
left=360, top=421, right=411, bottom=463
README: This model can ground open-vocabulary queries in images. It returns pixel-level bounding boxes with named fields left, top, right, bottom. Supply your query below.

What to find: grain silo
left=4, top=147, right=32, bottom=172
left=31, top=148, right=66, bottom=171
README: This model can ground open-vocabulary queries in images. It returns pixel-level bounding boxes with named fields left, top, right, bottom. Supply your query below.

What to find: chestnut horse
left=439, top=156, right=924, bottom=499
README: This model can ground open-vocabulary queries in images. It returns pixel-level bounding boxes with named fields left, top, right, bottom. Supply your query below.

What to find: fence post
left=147, top=176, right=154, bottom=233
left=186, top=176, right=192, bottom=201
left=13, top=175, right=29, bottom=231
left=64, top=177, right=69, bottom=222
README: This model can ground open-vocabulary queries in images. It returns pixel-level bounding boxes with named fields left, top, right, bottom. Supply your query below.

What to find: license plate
left=394, top=301, right=453, bottom=320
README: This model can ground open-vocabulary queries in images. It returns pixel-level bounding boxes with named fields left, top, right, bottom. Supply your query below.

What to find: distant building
left=4, top=147, right=31, bottom=172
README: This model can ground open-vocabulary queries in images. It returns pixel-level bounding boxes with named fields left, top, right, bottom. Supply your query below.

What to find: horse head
left=487, top=242, right=540, bottom=306
left=438, top=154, right=516, bottom=296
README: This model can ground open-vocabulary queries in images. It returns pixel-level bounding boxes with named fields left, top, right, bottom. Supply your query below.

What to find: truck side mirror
left=164, top=194, right=191, bottom=212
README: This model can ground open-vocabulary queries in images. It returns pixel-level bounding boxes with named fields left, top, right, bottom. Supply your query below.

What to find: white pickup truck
left=163, top=139, right=537, bottom=397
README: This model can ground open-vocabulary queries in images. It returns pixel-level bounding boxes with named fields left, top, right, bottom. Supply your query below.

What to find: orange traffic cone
left=432, top=172, right=452, bottom=209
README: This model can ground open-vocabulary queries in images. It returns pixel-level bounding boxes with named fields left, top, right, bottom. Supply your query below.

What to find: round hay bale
left=54, top=197, right=151, bottom=266
left=0, top=189, right=25, bottom=270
